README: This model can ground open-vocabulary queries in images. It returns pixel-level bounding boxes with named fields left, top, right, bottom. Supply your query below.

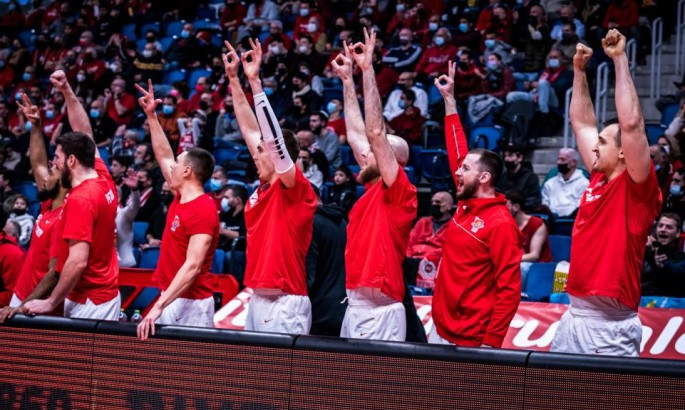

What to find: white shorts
left=244, top=289, right=312, bottom=335
left=64, top=293, right=121, bottom=321
left=550, top=295, right=642, bottom=357
left=9, top=293, right=22, bottom=308
left=156, top=296, right=215, bottom=328
left=340, top=287, right=406, bottom=341
left=427, top=324, right=452, bottom=345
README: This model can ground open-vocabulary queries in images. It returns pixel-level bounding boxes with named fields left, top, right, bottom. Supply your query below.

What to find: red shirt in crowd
left=13, top=200, right=63, bottom=301
left=389, top=108, right=425, bottom=144
left=520, top=216, right=553, bottom=263
left=244, top=168, right=317, bottom=295
left=0, top=233, right=24, bottom=307
left=106, top=92, right=137, bottom=126
left=346, top=167, right=417, bottom=302
left=431, top=113, right=522, bottom=347
left=603, top=0, right=639, bottom=29
left=152, top=194, right=219, bottom=300
left=293, top=11, right=326, bottom=40
left=415, top=44, right=458, bottom=76
left=406, top=216, right=449, bottom=261
left=54, top=158, right=119, bottom=304
left=567, top=168, right=662, bottom=310
left=326, top=118, right=346, bottom=140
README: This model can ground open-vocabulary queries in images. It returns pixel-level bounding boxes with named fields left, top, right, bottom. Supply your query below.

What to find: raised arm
left=16, top=94, right=50, bottom=185
left=331, top=42, right=370, bottom=166
left=135, top=80, right=176, bottom=185
left=49, top=70, right=99, bottom=158
left=603, top=29, right=651, bottom=184
left=353, top=28, right=399, bottom=187
left=435, top=61, right=468, bottom=188
left=222, top=40, right=261, bottom=156
left=569, top=43, right=598, bottom=171
left=242, top=38, right=296, bottom=188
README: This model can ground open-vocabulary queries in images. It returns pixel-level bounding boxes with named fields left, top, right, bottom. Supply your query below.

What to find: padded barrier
left=1, top=315, right=685, bottom=409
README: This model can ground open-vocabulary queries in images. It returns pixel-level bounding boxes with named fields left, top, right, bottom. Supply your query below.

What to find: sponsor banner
left=215, top=291, right=685, bottom=360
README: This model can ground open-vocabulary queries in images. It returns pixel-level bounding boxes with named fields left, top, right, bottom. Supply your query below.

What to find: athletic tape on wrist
left=254, top=92, right=293, bottom=174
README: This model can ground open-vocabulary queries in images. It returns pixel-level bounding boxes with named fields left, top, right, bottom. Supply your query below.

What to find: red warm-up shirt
left=415, top=44, right=458, bottom=76
left=13, top=200, right=63, bottom=301
left=566, top=168, right=662, bottom=310
left=54, top=158, right=119, bottom=304
left=0, top=233, right=24, bottom=306
left=152, top=194, right=219, bottom=300
left=521, top=216, right=553, bottom=263
left=244, top=168, right=317, bottom=295
left=432, top=113, right=522, bottom=347
left=406, top=216, right=449, bottom=261
left=106, top=92, right=137, bottom=125
left=346, top=167, right=417, bottom=302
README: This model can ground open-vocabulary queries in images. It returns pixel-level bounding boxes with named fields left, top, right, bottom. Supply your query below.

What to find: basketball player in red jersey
left=550, top=31, right=662, bottom=356
left=136, top=80, right=220, bottom=341
left=429, top=61, right=522, bottom=348
left=222, top=39, right=317, bottom=334
left=23, top=70, right=120, bottom=320
left=330, top=29, right=417, bottom=341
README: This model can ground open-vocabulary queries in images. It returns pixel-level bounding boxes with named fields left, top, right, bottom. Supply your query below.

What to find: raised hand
left=123, top=168, right=139, bottom=189
left=49, top=70, right=70, bottom=92
left=222, top=40, right=240, bottom=79
left=573, top=43, right=593, bottom=72
left=16, top=93, right=41, bottom=125
left=350, top=27, right=376, bottom=71
left=241, top=38, right=263, bottom=80
left=135, top=79, right=162, bottom=118
left=331, top=42, right=355, bottom=82
left=601, top=29, right=626, bottom=60
left=434, top=60, right=456, bottom=100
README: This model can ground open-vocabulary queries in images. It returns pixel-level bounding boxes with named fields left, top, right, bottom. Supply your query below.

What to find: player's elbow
left=367, top=127, right=384, bottom=140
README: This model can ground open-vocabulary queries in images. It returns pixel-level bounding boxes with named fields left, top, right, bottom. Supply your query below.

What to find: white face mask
left=299, top=45, right=309, bottom=54
left=269, top=45, right=280, bottom=55
left=143, top=50, right=153, bottom=58
left=307, top=23, right=317, bottom=33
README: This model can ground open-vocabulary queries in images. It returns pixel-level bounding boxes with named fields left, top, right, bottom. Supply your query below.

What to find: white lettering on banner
left=509, top=319, right=559, bottom=348
left=649, top=317, right=683, bottom=355
left=641, top=326, right=653, bottom=352
left=675, top=333, right=685, bottom=354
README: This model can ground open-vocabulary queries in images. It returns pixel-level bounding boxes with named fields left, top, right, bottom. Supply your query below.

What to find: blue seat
left=163, top=69, right=187, bottom=85
left=196, top=7, right=217, bottom=20
left=530, top=213, right=549, bottom=222
left=28, top=201, right=41, bottom=218
left=193, top=18, right=219, bottom=31
left=348, top=165, right=360, bottom=175
left=645, top=123, right=666, bottom=144
left=553, top=218, right=575, bottom=236
left=419, top=149, right=452, bottom=191
left=404, top=166, right=417, bottom=184
left=550, top=292, right=570, bottom=304
left=524, top=262, right=557, bottom=301
left=210, top=33, right=224, bottom=48
left=319, top=183, right=328, bottom=201
left=355, top=185, right=365, bottom=198
left=165, top=21, right=185, bottom=37
left=212, top=249, right=225, bottom=273
left=322, top=87, right=343, bottom=106
left=469, top=125, right=503, bottom=151
left=133, top=222, right=149, bottom=246
left=98, top=148, right=110, bottom=168
left=661, top=103, right=679, bottom=127
left=188, top=68, right=212, bottom=89
left=14, top=182, right=38, bottom=202
left=549, top=235, right=571, bottom=262
left=410, top=145, right=422, bottom=177
left=136, top=38, right=147, bottom=51
left=122, top=23, right=137, bottom=40
left=141, top=22, right=161, bottom=35
left=139, top=248, right=161, bottom=269
left=17, top=30, right=34, bottom=49
left=128, top=287, right=160, bottom=312
left=421, top=121, right=444, bottom=149
left=214, top=146, right=241, bottom=164
left=257, top=31, right=270, bottom=43
left=340, top=145, right=352, bottom=166
left=159, top=36, right=174, bottom=52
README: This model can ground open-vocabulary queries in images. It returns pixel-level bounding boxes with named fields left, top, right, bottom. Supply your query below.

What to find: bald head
left=432, top=191, right=454, bottom=207
left=430, top=191, right=453, bottom=219
left=387, top=134, right=409, bottom=166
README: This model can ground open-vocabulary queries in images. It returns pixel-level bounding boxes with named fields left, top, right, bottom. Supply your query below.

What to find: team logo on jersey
left=418, top=259, right=437, bottom=279
left=471, top=216, right=485, bottom=233
left=35, top=224, right=44, bottom=238
left=105, top=189, right=115, bottom=204
left=249, top=189, right=259, bottom=207
left=170, top=215, right=180, bottom=232
left=584, top=187, right=602, bottom=203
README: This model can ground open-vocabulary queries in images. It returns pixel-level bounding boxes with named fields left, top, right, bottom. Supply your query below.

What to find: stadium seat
left=524, top=262, right=556, bottom=301
left=210, top=32, right=223, bottom=48
left=98, top=148, right=110, bottom=168
left=159, top=36, right=174, bottom=52
left=348, top=165, right=360, bottom=175
left=257, top=31, right=270, bottom=43
left=196, top=7, right=217, bottom=20
left=165, top=20, right=186, bottom=37
left=214, top=146, right=241, bottom=165
left=141, top=22, right=161, bottom=35
left=319, top=183, right=328, bottom=201
left=404, top=166, right=417, bottom=184
left=661, top=103, right=679, bottom=127
left=193, top=18, right=219, bottom=31
left=645, top=123, right=666, bottom=144
left=139, top=248, right=161, bottom=269
left=530, top=213, right=549, bottom=222
left=553, top=218, right=575, bottom=236
left=356, top=185, right=365, bottom=198
left=470, top=125, right=503, bottom=151
left=14, top=182, right=38, bottom=202
left=163, top=68, right=187, bottom=85
left=17, top=30, right=33, bottom=48
left=28, top=201, right=40, bottom=218
left=133, top=222, right=149, bottom=246
left=136, top=38, right=147, bottom=51
left=322, top=87, right=343, bottom=106
left=127, top=287, right=160, bottom=313
left=340, top=145, right=352, bottom=166
left=410, top=145, right=422, bottom=177
left=419, top=149, right=452, bottom=191
left=421, top=121, right=444, bottom=149
left=212, top=249, right=225, bottom=273
left=549, top=235, right=571, bottom=262
left=188, top=68, right=212, bottom=89
left=550, top=292, right=570, bottom=304
left=121, top=23, right=137, bottom=40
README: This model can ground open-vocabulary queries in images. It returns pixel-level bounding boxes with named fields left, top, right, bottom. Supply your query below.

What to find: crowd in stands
left=0, top=0, right=684, bottom=310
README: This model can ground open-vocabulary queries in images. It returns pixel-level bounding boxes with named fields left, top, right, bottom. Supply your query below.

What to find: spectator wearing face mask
left=519, top=5, right=553, bottom=76
left=453, top=18, right=482, bottom=55
left=263, top=20, right=293, bottom=51
left=326, top=99, right=347, bottom=145
left=11, top=66, right=38, bottom=103
left=658, top=134, right=682, bottom=170
left=642, top=213, right=685, bottom=297
left=550, top=4, right=585, bottom=41
left=158, top=95, right=184, bottom=148
left=309, top=112, right=341, bottom=168
left=406, top=191, right=453, bottom=262
left=7, top=194, right=34, bottom=247
left=467, top=53, right=514, bottom=122
left=209, top=166, right=229, bottom=210
left=297, top=148, right=324, bottom=188
left=165, top=23, right=203, bottom=68
left=454, top=49, right=484, bottom=101
left=239, top=0, right=279, bottom=40
left=383, top=28, right=422, bottom=73
left=88, top=99, right=117, bottom=148
left=143, top=182, right=173, bottom=249
left=327, top=166, right=357, bottom=219
left=664, top=168, right=685, bottom=219
left=133, top=43, right=164, bottom=84
left=72, top=68, right=93, bottom=101
left=417, top=14, right=442, bottom=50
left=497, top=144, right=541, bottom=209
left=290, top=70, right=321, bottom=112
left=293, top=0, right=324, bottom=40
left=0, top=208, right=24, bottom=307
left=41, top=102, right=64, bottom=141
left=134, top=167, right=161, bottom=222
left=221, top=0, right=248, bottom=37
left=386, top=89, right=425, bottom=145
left=79, top=47, right=107, bottom=83
left=0, top=57, right=15, bottom=89
left=482, top=31, right=514, bottom=67
left=104, top=78, right=136, bottom=126
left=215, top=95, right=242, bottom=143
left=218, top=184, right=247, bottom=277
left=651, top=144, right=673, bottom=197
left=553, top=22, right=580, bottom=62
left=415, top=28, right=458, bottom=79
left=541, top=148, right=589, bottom=217
left=290, top=36, right=325, bottom=76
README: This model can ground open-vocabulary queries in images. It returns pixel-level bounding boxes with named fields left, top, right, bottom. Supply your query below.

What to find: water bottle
left=118, top=309, right=127, bottom=322
left=130, top=309, right=143, bottom=323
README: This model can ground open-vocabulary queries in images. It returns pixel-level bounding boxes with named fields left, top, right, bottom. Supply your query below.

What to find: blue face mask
left=25, top=121, right=32, bottom=131
left=22, top=73, right=32, bottom=82
left=45, top=110, right=55, bottom=119
left=434, top=36, right=445, bottom=46
left=655, top=164, right=662, bottom=172
left=484, top=39, right=496, bottom=49
left=398, top=99, right=407, bottom=109
left=300, top=8, right=310, bottom=16
left=548, top=58, right=560, bottom=68
left=162, top=104, right=174, bottom=115
left=670, top=184, right=683, bottom=197
left=326, top=101, right=337, bottom=114
left=429, top=22, right=438, bottom=31
left=15, top=92, right=22, bottom=101
left=264, top=87, right=274, bottom=96
left=459, top=23, right=468, bottom=33
left=487, top=61, right=498, bottom=71
left=209, top=178, right=223, bottom=192
left=89, top=109, right=100, bottom=119
left=221, top=197, right=231, bottom=212
left=180, top=30, right=191, bottom=39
